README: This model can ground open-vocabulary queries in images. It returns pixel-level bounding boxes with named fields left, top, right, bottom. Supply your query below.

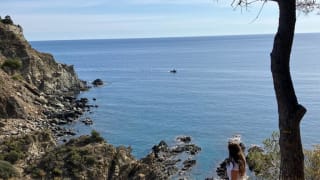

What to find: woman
left=226, top=142, right=247, bottom=180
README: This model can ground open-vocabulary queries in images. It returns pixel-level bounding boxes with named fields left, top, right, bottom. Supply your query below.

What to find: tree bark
left=270, top=0, right=306, bottom=179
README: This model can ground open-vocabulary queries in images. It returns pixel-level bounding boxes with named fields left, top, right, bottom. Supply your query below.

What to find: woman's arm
left=231, top=170, right=238, bottom=180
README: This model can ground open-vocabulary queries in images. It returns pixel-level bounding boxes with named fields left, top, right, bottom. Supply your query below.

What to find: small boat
left=170, top=69, right=177, bottom=73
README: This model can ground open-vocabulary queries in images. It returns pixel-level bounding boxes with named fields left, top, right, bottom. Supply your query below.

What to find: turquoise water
left=31, top=34, right=320, bottom=178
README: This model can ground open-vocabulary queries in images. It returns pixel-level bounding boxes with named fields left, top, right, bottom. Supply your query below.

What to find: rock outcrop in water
left=92, top=78, right=104, bottom=86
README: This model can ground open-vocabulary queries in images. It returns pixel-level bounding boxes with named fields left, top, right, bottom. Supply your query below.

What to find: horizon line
left=29, top=32, right=320, bottom=42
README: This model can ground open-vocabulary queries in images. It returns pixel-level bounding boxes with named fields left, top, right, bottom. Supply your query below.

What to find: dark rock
left=152, top=140, right=169, bottom=154
left=171, top=144, right=201, bottom=155
left=92, top=79, right=103, bottom=86
left=81, top=118, right=93, bottom=125
left=62, top=129, right=76, bottom=136
left=171, top=146, right=185, bottom=153
left=142, top=138, right=201, bottom=179
left=75, top=98, right=90, bottom=109
left=66, top=117, right=75, bottom=122
left=216, top=158, right=229, bottom=180
left=205, top=178, right=214, bottom=180
left=74, top=110, right=83, bottom=115
left=177, top=136, right=191, bottom=143
left=49, top=118, right=59, bottom=124
left=57, top=120, right=68, bottom=125
left=164, top=159, right=181, bottom=166
left=184, top=144, right=201, bottom=155
left=183, top=159, right=196, bottom=170
left=80, top=98, right=89, bottom=103
left=64, top=96, right=76, bottom=102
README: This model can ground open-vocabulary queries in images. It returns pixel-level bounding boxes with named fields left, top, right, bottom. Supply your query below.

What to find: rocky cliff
left=0, top=19, right=86, bottom=95
left=0, top=17, right=87, bottom=120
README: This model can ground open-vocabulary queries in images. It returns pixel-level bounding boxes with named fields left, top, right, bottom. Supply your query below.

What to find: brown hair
left=228, top=143, right=246, bottom=176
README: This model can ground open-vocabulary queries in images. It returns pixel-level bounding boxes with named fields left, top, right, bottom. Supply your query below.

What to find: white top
left=226, top=161, right=247, bottom=180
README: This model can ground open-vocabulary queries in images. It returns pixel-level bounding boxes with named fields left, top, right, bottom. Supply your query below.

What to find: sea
left=31, top=33, right=320, bottom=179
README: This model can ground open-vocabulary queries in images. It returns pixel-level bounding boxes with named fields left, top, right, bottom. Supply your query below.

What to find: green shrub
left=0, top=132, right=45, bottom=165
left=0, top=160, right=19, bottom=179
left=248, top=132, right=320, bottom=180
left=4, top=151, right=22, bottom=164
left=1, top=15, right=13, bottom=25
left=27, top=167, right=46, bottom=178
left=1, top=58, right=22, bottom=74
left=84, top=155, right=96, bottom=166
left=30, top=132, right=109, bottom=178
left=52, top=168, right=62, bottom=176
left=2, top=58, right=22, bottom=69
left=247, top=132, right=280, bottom=179
left=90, top=130, right=104, bottom=143
left=11, top=74, right=23, bottom=81
left=67, top=149, right=82, bottom=167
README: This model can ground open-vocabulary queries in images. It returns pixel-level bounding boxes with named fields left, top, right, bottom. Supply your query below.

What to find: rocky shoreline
left=0, top=73, right=95, bottom=141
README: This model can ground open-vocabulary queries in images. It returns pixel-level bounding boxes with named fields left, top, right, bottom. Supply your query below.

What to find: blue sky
left=1, top=0, right=319, bottom=40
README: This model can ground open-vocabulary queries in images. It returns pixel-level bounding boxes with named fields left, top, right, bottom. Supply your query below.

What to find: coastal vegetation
left=1, top=58, right=22, bottom=75
left=27, top=131, right=106, bottom=179
left=0, top=15, right=13, bottom=25
left=247, top=132, right=320, bottom=180
left=0, top=160, right=19, bottom=179
left=0, top=131, right=54, bottom=163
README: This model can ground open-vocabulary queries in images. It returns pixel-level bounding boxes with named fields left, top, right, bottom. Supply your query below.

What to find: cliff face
left=0, top=67, right=38, bottom=119
left=0, top=20, right=86, bottom=95
left=0, top=19, right=86, bottom=119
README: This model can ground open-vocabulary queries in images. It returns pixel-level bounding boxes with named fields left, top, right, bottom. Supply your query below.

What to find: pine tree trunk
left=270, top=0, right=306, bottom=179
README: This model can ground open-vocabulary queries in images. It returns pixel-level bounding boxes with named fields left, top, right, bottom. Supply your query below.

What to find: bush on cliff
left=4, top=151, right=23, bottom=164
left=247, top=132, right=320, bottom=180
left=247, top=131, right=280, bottom=179
left=0, top=131, right=54, bottom=165
left=0, top=160, right=19, bottom=179
left=90, top=130, right=104, bottom=143
left=1, top=58, right=22, bottom=75
left=1, top=16, right=14, bottom=25
left=0, top=134, right=31, bottom=164
left=31, top=131, right=107, bottom=179
left=11, top=74, right=24, bottom=81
